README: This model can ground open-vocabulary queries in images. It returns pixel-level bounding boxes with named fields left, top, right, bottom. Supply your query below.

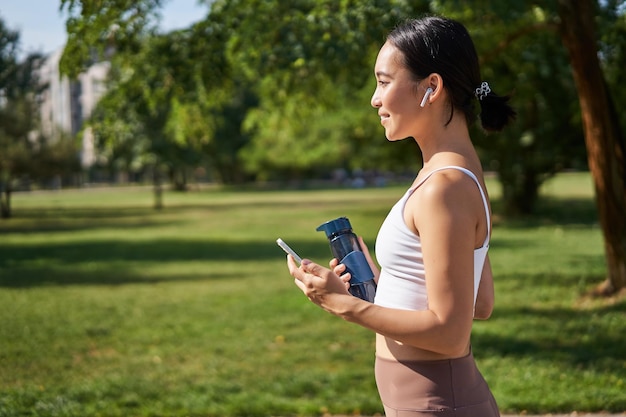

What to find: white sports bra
left=374, top=166, right=490, bottom=311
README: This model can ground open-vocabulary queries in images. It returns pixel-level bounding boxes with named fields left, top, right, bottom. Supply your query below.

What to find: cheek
left=387, top=92, right=413, bottom=115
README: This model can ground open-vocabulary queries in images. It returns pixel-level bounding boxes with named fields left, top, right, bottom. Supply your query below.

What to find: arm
left=288, top=173, right=483, bottom=357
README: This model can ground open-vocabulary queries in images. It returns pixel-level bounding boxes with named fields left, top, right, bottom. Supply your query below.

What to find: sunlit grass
left=1, top=172, right=624, bottom=416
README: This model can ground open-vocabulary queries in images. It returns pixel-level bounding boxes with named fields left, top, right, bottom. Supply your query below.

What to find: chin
left=386, top=134, right=413, bottom=142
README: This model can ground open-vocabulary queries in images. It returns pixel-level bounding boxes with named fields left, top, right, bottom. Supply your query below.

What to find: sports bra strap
left=411, top=166, right=491, bottom=247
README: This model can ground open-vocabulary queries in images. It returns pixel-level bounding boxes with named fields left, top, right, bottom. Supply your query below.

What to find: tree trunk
left=153, top=166, right=163, bottom=210
left=0, top=187, right=11, bottom=219
left=557, top=0, right=626, bottom=294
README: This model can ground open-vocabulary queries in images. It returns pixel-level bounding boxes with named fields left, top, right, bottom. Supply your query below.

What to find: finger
left=294, top=277, right=306, bottom=292
left=287, top=254, right=300, bottom=276
left=329, top=258, right=339, bottom=269
left=332, top=262, right=346, bottom=275
left=289, top=258, right=311, bottom=296
left=300, top=259, right=323, bottom=276
left=301, top=259, right=338, bottom=288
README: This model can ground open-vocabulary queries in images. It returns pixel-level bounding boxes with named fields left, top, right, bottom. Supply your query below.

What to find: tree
left=223, top=0, right=626, bottom=293
left=215, top=0, right=589, bottom=199
left=0, top=17, right=79, bottom=218
left=60, top=0, right=164, bottom=78
left=240, top=79, right=420, bottom=181
left=59, top=0, right=431, bottom=187
left=218, top=0, right=428, bottom=180
left=446, top=0, right=626, bottom=293
left=429, top=3, right=585, bottom=216
left=557, top=0, right=626, bottom=294
left=85, top=29, right=215, bottom=207
left=61, top=0, right=257, bottom=201
left=57, top=0, right=626, bottom=295
left=0, top=59, right=80, bottom=218
left=0, top=16, right=22, bottom=218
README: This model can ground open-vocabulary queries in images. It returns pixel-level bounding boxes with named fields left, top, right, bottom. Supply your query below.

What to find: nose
left=371, top=88, right=381, bottom=108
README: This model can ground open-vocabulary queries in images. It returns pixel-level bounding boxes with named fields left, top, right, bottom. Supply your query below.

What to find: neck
left=414, top=114, right=474, bottom=167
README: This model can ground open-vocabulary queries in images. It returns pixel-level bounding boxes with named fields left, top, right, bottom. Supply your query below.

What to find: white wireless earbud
left=420, top=87, right=433, bottom=108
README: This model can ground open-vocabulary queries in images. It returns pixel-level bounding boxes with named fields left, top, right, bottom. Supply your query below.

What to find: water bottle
left=316, top=217, right=377, bottom=303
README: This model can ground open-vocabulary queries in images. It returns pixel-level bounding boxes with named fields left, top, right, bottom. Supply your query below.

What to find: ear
left=425, top=73, right=444, bottom=103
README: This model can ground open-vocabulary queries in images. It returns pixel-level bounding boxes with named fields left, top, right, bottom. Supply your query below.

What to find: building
left=38, top=46, right=109, bottom=168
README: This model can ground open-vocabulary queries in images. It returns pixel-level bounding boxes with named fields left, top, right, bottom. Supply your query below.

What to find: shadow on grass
left=0, top=239, right=330, bottom=288
left=0, top=207, right=172, bottom=234
left=492, top=197, right=599, bottom=228
left=475, top=306, right=625, bottom=366
left=0, top=266, right=246, bottom=287
left=472, top=268, right=626, bottom=373
left=1, top=197, right=361, bottom=234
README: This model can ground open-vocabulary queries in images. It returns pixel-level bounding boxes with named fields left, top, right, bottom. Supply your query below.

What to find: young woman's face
left=371, top=42, right=423, bottom=141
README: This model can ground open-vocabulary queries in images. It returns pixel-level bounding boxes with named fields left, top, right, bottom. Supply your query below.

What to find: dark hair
left=387, top=16, right=515, bottom=132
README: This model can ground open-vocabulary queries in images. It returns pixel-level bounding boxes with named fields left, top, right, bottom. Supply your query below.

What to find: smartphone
left=276, top=238, right=303, bottom=264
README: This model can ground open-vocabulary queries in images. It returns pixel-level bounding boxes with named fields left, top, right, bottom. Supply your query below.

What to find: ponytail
left=476, top=85, right=516, bottom=132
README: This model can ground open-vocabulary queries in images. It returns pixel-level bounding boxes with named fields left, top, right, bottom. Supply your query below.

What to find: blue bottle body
left=316, top=217, right=377, bottom=303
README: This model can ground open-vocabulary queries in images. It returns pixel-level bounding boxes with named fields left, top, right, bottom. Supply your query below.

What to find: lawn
left=0, top=172, right=624, bottom=416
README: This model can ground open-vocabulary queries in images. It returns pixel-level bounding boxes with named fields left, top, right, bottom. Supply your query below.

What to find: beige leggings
left=375, top=351, right=500, bottom=417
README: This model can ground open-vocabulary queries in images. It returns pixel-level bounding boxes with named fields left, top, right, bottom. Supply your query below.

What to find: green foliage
left=598, top=1, right=626, bottom=135
left=217, top=0, right=420, bottom=94
left=433, top=0, right=625, bottom=216
left=206, top=85, right=258, bottom=183
left=432, top=2, right=586, bottom=214
left=0, top=17, right=37, bottom=162
left=87, top=65, right=152, bottom=172
left=228, top=0, right=430, bottom=179
left=241, top=80, right=420, bottom=180
left=86, top=26, right=228, bottom=184
left=1, top=16, right=81, bottom=217
left=241, top=90, right=353, bottom=176
left=59, top=0, right=626, bottom=215
left=61, top=0, right=434, bottom=189
left=0, top=18, right=20, bottom=91
left=0, top=173, right=624, bottom=416
left=60, top=0, right=165, bottom=77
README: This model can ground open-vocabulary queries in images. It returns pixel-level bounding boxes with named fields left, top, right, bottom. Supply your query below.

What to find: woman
left=286, top=15, right=515, bottom=417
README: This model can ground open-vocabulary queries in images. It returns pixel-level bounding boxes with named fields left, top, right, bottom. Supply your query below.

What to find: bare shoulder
left=405, top=168, right=483, bottom=233
left=416, top=168, right=479, bottom=206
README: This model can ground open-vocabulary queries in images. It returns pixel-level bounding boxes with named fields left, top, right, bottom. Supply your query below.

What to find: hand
left=287, top=255, right=351, bottom=315
left=328, top=236, right=379, bottom=289
left=329, top=258, right=351, bottom=291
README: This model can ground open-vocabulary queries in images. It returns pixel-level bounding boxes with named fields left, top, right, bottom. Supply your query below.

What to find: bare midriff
left=376, top=333, right=471, bottom=361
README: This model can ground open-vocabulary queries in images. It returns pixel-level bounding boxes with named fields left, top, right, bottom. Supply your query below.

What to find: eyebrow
left=376, top=70, right=393, bottom=77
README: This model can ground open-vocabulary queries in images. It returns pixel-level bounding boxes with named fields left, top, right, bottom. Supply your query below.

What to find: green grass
left=0, top=172, right=624, bottom=416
